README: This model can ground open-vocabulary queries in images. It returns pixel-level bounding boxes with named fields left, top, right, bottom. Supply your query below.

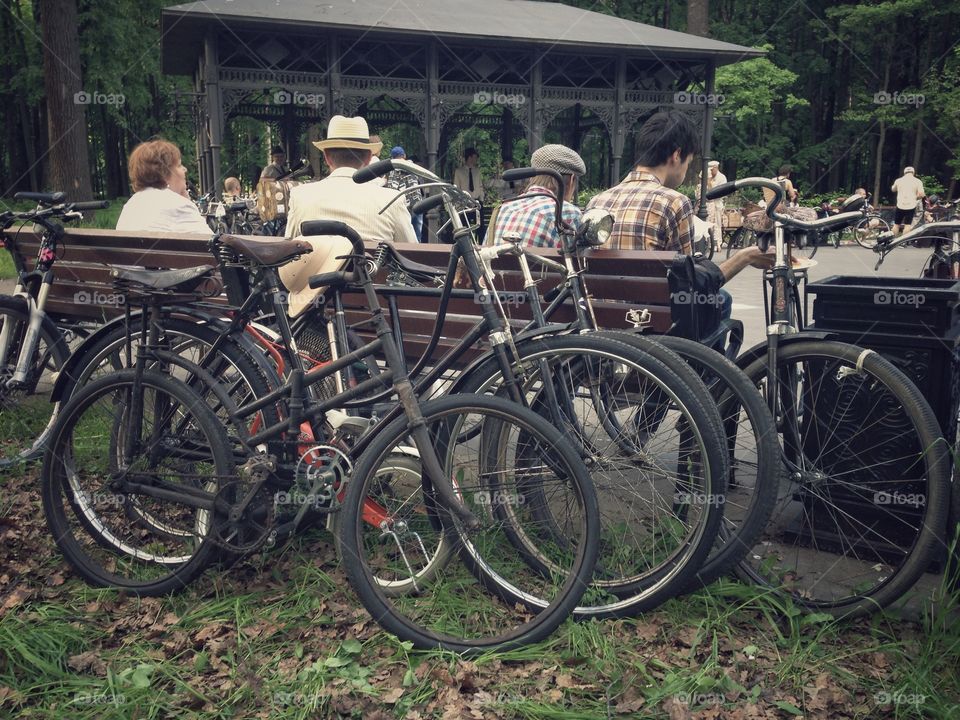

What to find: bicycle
left=706, top=177, right=952, bottom=617
left=457, top=164, right=776, bottom=593
left=0, top=192, right=109, bottom=464
left=41, top=219, right=601, bottom=653
left=872, top=210, right=960, bottom=280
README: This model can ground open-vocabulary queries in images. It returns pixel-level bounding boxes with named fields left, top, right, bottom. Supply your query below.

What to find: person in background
left=385, top=146, right=424, bottom=241
left=489, top=156, right=520, bottom=202
left=891, top=166, right=925, bottom=235
left=454, top=148, right=485, bottom=203
left=586, top=111, right=772, bottom=324
left=259, top=146, right=290, bottom=180
left=281, top=115, right=417, bottom=316
left=763, top=165, right=799, bottom=207
left=116, top=139, right=210, bottom=234
left=223, top=176, right=241, bottom=199
left=703, top=159, right=727, bottom=253
left=487, top=144, right=585, bottom=249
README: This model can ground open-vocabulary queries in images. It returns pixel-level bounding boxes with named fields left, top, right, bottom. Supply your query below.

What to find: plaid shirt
left=487, top=186, right=582, bottom=248
left=586, top=170, right=695, bottom=253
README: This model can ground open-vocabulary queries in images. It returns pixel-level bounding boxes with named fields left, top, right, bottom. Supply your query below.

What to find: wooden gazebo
left=161, top=0, right=761, bottom=196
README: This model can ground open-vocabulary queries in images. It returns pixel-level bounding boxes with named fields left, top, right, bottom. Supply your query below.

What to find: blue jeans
left=411, top=213, right=423, bottom=242
left=718, top=288, right=732, bottom=321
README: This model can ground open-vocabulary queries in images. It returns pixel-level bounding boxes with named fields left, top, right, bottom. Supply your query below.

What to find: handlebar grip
left=299, top=219, right=365, bottom=258
left=15, top=191, right=66, bottom=204
left=352, top=159, right=394, bottom=183
left=226, top=201, right=248, bottom=212
left=71, top=200, right=110, bottom=210
left=411, top=194, right=444, bottom=215
left=705, top=181, right=738, bottom=201
left=502, top=167, right=541, bottom=182
left=308, top=270, right=356, bottom=289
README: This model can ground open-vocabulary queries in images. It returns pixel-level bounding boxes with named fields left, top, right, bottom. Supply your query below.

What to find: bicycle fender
left=734, top=331, right=837, bottom=372
left=447, top=324, right=572, bottom=395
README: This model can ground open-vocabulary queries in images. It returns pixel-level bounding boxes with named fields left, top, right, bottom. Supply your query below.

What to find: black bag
left=666, top=253, right=726, bottom=343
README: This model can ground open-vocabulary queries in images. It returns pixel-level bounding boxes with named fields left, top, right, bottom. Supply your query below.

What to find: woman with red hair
left=116, top=139, right=210, bottom=233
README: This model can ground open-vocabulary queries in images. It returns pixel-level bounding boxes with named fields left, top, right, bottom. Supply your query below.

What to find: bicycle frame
left=874, top=220, right=960, bottom=279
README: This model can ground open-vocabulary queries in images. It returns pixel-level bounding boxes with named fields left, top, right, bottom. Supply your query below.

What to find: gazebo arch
left=161, top=0, right=760, bottom=198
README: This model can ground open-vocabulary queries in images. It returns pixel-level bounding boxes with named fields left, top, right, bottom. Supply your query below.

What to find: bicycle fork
left=2, top=283, right=52, bottom=388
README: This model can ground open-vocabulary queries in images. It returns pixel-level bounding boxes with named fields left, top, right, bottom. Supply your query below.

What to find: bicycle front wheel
left=42, top=369, right=236, bottom=595
left=337, top=393, right=598, bottom=653
left=739, top=340, right=951, bottom=617
left=0, top=295, right=70, bottom=463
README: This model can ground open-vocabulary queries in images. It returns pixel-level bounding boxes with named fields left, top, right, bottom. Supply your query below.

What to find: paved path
left=722, top=244, right=931, bottom=350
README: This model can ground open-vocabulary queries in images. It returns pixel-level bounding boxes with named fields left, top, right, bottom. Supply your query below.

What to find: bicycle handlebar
left=72, top=200, right=110, bottom=211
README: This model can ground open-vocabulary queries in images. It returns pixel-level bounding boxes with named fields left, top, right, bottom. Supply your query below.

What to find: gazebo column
left=327, top=34, right=342, bottom=115
left=611, top=56, right=626, bottom=186
left=426, top=43, right=439, bottom=171
left=501, top=108, right=513, bottom=161
left=527, top=59, right=542, bottom=151
left=194, top=67, right=211, bottom=192
left=697, top=60, right=716, bottom=221
left=203, top=32, right=223, bottom=192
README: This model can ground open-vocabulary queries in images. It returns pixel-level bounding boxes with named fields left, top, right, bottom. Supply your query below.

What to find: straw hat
left=312, top=115, right=383, bottom=154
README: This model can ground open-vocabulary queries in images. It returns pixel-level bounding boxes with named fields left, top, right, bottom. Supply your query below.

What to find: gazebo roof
left=162, top=0, right=762, bottom=74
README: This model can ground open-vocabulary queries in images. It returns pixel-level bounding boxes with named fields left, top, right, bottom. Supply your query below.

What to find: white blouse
left=116, top=187, right=211, bottom=234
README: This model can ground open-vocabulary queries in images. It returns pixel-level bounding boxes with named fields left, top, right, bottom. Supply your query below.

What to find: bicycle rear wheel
left=853, top=216, right=890, bottom=249
left=337, top=393, right=598, bottom=653
left=42, top=369, right=235, bottom=595
left=739, top=340, right=951, bottom=617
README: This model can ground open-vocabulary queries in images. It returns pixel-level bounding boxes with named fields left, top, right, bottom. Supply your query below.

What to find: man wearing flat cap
left=281, top=115, right=417, bottom=316
left=487, top=144, right=586, bottom=248
left=704, top=159, right=727, bottom=253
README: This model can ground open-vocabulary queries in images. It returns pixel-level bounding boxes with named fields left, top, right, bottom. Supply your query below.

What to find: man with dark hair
left=587, top=110, right=771, bottom=325
left=454, top=147, right=485, bottom=202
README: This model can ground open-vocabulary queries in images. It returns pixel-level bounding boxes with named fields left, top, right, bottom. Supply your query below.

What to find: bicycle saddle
left=111, top=264, right=215, bottom=292
left=220, top=234, right=313, bottom=266
left=382, top=243, right=445, bottom=279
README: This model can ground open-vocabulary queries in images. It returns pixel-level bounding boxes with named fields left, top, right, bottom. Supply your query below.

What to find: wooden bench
left=2, top=228, right=677, bottom=365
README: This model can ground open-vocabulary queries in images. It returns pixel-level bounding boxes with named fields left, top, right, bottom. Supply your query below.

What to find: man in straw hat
left=486, top=144, right=586, bottom=248
left=281, top=115, right=417, bottom=316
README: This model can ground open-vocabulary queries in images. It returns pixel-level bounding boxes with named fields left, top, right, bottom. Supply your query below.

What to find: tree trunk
left=873, top=121, right=886, bottom=204
left=37, top=0, right=94, bottom=200
left=686, top=0, right=709, bottom=37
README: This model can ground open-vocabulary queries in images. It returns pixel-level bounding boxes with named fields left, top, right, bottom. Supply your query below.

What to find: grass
left=1, top=454, right=958, bottom=719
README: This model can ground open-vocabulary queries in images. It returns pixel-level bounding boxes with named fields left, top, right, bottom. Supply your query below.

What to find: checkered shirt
left=585, top=170, right=695, bottom=253
left=488, top=185, right=582, bottom=248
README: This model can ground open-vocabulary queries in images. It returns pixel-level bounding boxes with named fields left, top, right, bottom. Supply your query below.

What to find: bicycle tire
left=454, top=334, right=727, bottom=618
left=58, top=317, right=282, bottom=451
left=643, top=335, right=779, bottom=587
left=42, top=369, right=236, bottom=595
left=739, top=340, right=951, bottom=617
left=853, top=216, right=890, bottom=250
left=0, top=295, right=71, bottom=464
left=337, top=393, right=599, bottom=653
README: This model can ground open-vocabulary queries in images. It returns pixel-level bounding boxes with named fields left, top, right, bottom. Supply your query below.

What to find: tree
left=687, top=0, right=709, bottom=37
left=37, top=0, right=94, bottom=199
